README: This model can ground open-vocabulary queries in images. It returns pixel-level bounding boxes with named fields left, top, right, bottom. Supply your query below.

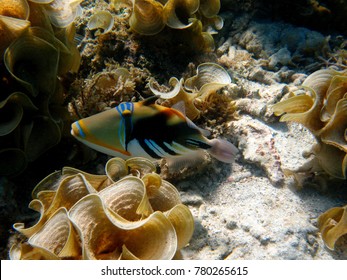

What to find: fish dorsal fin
left=199, top=127, right=211, bottom=137
left=140, top=96, right=159, bottom=106
left=172, top=101, right=211, bottom=137
left=186, top=117, right=211, bottom=137
left=172, top=101, right=186, bottom=115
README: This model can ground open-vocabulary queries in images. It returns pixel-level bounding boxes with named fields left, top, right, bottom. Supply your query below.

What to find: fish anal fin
left=165, top=151, right=208, bottom=173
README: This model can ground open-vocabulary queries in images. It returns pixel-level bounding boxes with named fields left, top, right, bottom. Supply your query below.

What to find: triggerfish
left=71, top=97, right=238, bottom=163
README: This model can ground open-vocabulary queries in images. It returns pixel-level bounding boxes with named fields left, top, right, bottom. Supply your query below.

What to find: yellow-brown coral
left=0, top=0, right=30, bottom=56
left=40, top=0, right=83, bottom=28
left=0, top=0, right=81, bottom=176
left=87, top=10, right=115, bottom=34
left=149, top=62, right=234, bottom=121
left=10, top=157, right=194, bottom=260
left=129, top=0, right=165, bottom=35
left=115, top=0, right=222, bottom=51
left=318, top=204, right=347, bottom=250
left=272, top=68, right=347, bottom=179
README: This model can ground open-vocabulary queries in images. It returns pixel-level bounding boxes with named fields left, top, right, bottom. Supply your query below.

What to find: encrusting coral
left=10, top=157, right=194, bottom=260
left=0, top=0, right=81, bottom=176
left=272, top=68, right=347, bottom=180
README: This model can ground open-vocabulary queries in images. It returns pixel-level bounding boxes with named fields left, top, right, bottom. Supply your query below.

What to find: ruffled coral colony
left=10, top=157, right=194, bottom=259
left=272, top=69, right=347, bottom=250
left=2, top=0, right=347, bottom=259
left=0, top=0, right=81, bottom=176
left=2, top=0, right=225, bottom=260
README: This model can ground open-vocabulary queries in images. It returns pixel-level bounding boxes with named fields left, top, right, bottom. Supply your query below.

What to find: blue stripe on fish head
left=116, top=102, right=134, bottom=115
left=75, top=121, right=86, bottom=139
left=127, top=102, right=134, bottom=112
left=116, top=102, right=134, bottom=150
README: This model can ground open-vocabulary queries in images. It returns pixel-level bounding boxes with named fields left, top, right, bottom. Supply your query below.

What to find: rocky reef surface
left=179, top=121, right=346, bottom=259
left=1, top=0, right=347, bottom=259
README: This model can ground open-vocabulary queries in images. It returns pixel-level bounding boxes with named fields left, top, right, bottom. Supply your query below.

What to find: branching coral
left=10, top=157, right=194, bottom=260
left=0, top=0, right=81, bottom=175
left=272, top=68, right=347, bottom=179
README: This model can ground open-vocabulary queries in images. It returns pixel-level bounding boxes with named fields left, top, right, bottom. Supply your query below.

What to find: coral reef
left=119, top=0, right=223, bottom=51
left=272, top=68, right=347, bottom=180
left=10, top=157, right=194, bottom=260
left=70, top=61, right=237, bottom=166
left=149, top=62, right=236, bottom=121
left=0, top=0, right=81, bottom=176
left=69, top=0, right=227, bottom=118
left=2, top=0, right=347, bottom=261
left=235, top=21, right=327, bottom=70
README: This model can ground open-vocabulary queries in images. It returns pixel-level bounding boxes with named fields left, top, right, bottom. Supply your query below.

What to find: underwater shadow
left=170, top=160, right=233, bottom=198
left=267, top=121, right=290, bottom=133
left=181, top=219, right=209, bottom=259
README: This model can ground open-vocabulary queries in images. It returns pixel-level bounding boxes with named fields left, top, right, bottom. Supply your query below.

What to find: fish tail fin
left=207, top=138, right=238, bottom=163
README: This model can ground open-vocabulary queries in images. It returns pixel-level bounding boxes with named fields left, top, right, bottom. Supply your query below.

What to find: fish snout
left=71, top=121, right=85, bottom=139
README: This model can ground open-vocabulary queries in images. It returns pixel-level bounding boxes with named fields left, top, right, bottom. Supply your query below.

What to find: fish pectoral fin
left=165, top=151, right=208, bottom=172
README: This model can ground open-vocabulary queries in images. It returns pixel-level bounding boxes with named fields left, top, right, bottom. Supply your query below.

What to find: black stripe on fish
left=129, top=107, right=208, bottom=157
left=116, top=102, right=134, bottom=150
left=185, top=138, right=211, bottom=149
left=138, top=139, right=162, bottom=159
left=145, top=139, right=178, bottom=157
left=159, top=142, right=178, bottom=156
